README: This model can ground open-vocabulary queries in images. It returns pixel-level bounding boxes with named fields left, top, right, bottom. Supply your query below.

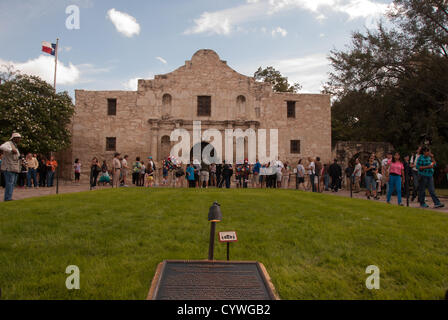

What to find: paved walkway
left=1, top=182, right=447, bottom=213
left=321, top=189, right=448, bottom=213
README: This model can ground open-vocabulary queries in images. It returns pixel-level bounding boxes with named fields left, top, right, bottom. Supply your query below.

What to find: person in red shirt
left=46, top=156, right=58, bottom=187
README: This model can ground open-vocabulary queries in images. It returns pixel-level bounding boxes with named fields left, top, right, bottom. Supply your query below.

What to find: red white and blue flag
left=42, top=41, right=56, bottom=56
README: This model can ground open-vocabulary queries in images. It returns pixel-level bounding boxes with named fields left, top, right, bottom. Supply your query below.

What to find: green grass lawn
left=1, top=188, right=447, bottom=300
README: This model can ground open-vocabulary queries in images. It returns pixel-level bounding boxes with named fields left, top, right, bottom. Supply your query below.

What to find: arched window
left=237, top=95, right=246, bottom=116
left=162, top=94, right=172, bottom=118
left=162, top=93, right=172, bottom=106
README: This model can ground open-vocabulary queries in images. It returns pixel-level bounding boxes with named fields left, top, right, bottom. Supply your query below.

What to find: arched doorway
left=190, top=142, right=216, bottom=164
left=349, top=152, right=380, bottom=167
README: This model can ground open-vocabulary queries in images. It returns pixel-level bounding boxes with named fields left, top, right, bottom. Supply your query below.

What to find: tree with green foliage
left=325, top=0, right=448, bottom=172
left=0, top=70, right=75, bottom=154
left=254, top=66, right=301, bottom=93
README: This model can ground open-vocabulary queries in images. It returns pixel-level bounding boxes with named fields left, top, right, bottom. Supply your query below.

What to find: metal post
left=227, top=242, right=230, bottom=261
left=208, top=222, right=216, bottom=260
left=54, top=38, right=59, bottom=90
left=406, top=175, right=410, bottom=207
left=350, top=176, right=353, bottom=198
left=89, top=167, right=92, bottom=191
left=56, top=162, right=59, bottom=194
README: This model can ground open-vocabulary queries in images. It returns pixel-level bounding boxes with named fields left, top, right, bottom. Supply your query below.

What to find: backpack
left=133, top=162, right=141, bottom=173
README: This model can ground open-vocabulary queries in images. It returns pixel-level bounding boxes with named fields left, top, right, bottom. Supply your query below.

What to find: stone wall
left=332, top=141, right=395, bottom=170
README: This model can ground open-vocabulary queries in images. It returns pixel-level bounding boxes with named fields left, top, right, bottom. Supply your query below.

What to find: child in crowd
left=145, top=162, right=154, bottom=187
left=139, top=162, right=146, bottom=187
left=73, top=158, right=81, bottom=184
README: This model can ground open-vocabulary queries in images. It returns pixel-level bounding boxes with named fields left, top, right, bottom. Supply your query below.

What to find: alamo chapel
left=62, top=49, right=331, bottom=177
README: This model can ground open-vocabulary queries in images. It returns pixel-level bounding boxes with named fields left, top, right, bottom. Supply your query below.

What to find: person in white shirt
left=376, top=172, right=383, bottom=194
left=352, top=158, right=362, bottom=193
left=0, top=133, right=22, bottom=201
left=26, top=153, right=39, bottom=188
left=409, top=147, right=421, bottom=201
left=275, top=160, right=284, bottom=188
left=296, top=159, right=306, bottom=190
left=112, top=152, right=122, bottom=188
left=121, top=155, right=129, bottom=187
left=381, top=152, right=393, bottom=195
left=307, top=157, right=316, bottom=192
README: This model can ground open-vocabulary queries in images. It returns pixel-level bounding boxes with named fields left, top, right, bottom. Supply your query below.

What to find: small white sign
left=219, top=231, right=238, bottom=242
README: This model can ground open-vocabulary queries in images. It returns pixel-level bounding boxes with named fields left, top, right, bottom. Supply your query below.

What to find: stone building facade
left=63, top=49, right=331, bottom=178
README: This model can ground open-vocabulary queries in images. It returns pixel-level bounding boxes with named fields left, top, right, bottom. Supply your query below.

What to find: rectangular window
left=106, top=137, right=116, bottom=151
left=290, top=140, right=300, bottom=154
left=107, top=98, right=117, bottom=116
left=287, top=101, right=296, bottom=118
left=197, top=96, right=211, bottom=116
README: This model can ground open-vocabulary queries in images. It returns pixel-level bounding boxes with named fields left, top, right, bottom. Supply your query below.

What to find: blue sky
left=0, top=0, right=393, bottom=98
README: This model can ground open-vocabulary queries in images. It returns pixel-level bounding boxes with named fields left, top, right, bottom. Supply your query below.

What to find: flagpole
left=54, top=38, right=59, bottom=90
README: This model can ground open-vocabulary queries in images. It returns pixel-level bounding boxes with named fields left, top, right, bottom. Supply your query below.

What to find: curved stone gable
left=138, top=49, right=264, bottom=93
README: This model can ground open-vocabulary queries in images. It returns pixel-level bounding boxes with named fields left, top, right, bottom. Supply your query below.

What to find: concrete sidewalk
left=0, top=181, right=110, bottom=202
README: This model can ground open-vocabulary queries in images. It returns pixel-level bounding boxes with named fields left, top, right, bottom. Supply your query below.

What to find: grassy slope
left=0, top=188, right=447, bottom=300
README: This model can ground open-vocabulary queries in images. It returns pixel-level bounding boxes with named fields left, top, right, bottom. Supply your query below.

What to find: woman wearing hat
left=0, top=133, right=22, bottom=201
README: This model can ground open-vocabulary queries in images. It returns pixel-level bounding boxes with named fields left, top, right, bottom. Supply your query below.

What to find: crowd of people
left=1, top=131, right=446, bottom=209
left=0, top=152, right=59, bottom=190
left=345, top=147, right=446, bottom=209
left=73, top=148, right=446, bottom=209
left=0, top=133, right=61, bottom=201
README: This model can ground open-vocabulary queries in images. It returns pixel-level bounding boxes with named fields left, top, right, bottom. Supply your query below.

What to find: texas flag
left=42, top=41, right=56, bottom=56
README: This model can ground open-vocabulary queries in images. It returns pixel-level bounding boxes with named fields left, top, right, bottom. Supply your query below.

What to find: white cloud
left=156, top=56, right=167, bottom=64
left=271, top=27, right=288, bottom=37
left=107, top=8, right=140, bottom=37
left=336, top=0, right=389, bottom=19
left=185, top=0, right=390, bottom=35
left=184, top=11, right=232, bottom=35
left=237, top=53, right=330, bottom=93
left=123, top=77, right=140, bottom=90
left=0, top=55, right=80, bottom=85
left=269, top=0, right=390, bottom=18
left=271, top=53, right=330, bottom=92
left=184, top=2, right=268, bottom=35
left=123, top=72, right=154, bottom=91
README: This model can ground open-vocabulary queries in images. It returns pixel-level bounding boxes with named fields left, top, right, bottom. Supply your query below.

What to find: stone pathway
left=1, top=181, right=447, bottom=213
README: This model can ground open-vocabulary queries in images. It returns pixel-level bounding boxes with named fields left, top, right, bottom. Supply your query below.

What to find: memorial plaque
left=147, top=260, right=279, bottom=300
